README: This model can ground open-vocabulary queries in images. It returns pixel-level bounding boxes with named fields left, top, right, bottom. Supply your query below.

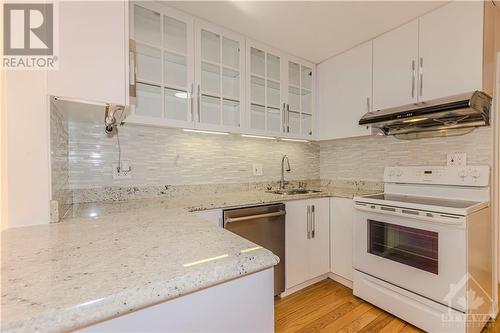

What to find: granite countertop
left=1, top=207, right=279, bottom=333
left=66, top=186, right=379, bottom=219
left=1, top=186, right=380, bottom=333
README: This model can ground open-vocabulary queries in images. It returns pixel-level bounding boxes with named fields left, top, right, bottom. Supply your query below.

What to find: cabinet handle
left=411, top=60, right=416, bottom=98
left=419, top=57, right=424, bottom=97
left=306, top=205, right=311, bottom=239
left=129, top=39, right=137, bottom=98
left=311, top=205, right=316, bottom=238
left=190, top=83, right=194, bottom=122
left=286, top=104, right=290, bottom=133
left=282, top=103, right=286, bottom=132
left=197, top=84, right=201, bottom=122
left=366, top=97, right=370, bottom=112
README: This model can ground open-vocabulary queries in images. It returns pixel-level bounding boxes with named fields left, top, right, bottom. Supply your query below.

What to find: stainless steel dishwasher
left=223, top=203, right=285, bottom=296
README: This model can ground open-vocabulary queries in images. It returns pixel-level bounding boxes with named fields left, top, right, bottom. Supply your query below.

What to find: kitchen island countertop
left=1, top=186, right=379, bottom=333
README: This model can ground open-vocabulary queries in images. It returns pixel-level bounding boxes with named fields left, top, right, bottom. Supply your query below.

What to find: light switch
left=252, top=163, right=263, bottom=176
left=113, top=160, right=132, bottom=180
left=447, top=153, right=466, bottom=167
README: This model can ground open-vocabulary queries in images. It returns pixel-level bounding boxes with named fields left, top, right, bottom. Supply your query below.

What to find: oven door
left=353, top=205, right=467, bottom=312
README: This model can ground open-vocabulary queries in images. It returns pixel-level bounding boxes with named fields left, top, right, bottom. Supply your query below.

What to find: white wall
left=4, top=71, right=51, bottom=228
left=1, top=0, right=6, bottom=231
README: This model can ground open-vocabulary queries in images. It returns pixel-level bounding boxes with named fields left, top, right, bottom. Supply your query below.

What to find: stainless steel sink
left=266, top=189, right=323, bottom=195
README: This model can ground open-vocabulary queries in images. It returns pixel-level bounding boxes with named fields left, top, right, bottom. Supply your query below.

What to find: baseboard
left=327, top=272, right=353, bottom=289
left=280, top=274, right=329, bottom=298
left=279, top=272, right=354, bottom=298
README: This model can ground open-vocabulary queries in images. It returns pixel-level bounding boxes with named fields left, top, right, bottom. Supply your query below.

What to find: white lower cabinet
left=285, top=198, right=329, bottom=289
left=79, top=268, right=274, bottom=333
left=330, top=197, right=354, bottom=281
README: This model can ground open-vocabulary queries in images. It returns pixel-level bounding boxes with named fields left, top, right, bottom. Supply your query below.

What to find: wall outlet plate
left=252, top=163, right=263, bottom=176
left=447, top=152, right=467, bottom=167
left=113, top=160, right=132, bottom=179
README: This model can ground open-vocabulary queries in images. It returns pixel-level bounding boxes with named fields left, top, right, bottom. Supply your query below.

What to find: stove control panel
left=384, top=166, right=489, bottom=186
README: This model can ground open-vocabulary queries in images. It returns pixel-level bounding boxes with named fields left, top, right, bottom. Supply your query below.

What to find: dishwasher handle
left=224, top=210, right=286, bottom=224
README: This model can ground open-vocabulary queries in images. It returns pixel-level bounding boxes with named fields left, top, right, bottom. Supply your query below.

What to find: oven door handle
left=353, top=203, right=466, bottom=227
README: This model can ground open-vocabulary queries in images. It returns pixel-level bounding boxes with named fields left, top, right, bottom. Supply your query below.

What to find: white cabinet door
left=285, top=200, right=309, bottom=289
left=195, top=20, right=245, bottom=132
left=127, top=2, right=195, bottom=129
left=285, top=198, right=330, bottom=289
left=308, top=198, right=330, bottom=279
left=330, top=197, right=354, bottom=281
left=284, top=57, right=315, bottom=139
left=47, top=1, right=127, bottom=105
left=317, top=41, right=372, bottom=140
left=418, top=1, right=484, bottom=101
left=246, top=40, right=285, bottom=137
left=372, top=20, right=419, bottom=110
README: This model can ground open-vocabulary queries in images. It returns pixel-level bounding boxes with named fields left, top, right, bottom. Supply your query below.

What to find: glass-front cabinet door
left=285, top=58, right=314, bottom=138
left=129, top=2, right=195, bottom=128
left=195, top=21, right=245, bottom=132
left=246, top=41, right=284, bottom=135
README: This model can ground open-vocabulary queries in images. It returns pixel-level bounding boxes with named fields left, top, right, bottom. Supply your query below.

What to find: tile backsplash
left=50, top=104, right=492, bottom=213
left=320, top=127, right=492, bottom=182
left=50, top=103, right=72, bottom=220
left=68, top=122, right=320, bottom=189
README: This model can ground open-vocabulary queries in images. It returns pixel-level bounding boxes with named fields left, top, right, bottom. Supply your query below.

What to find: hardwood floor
left=275, top=278, right=500, bottom=333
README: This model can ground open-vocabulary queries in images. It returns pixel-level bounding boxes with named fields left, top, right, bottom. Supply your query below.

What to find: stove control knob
left=396, top=169, right=403, bottom=177
left=471, top=169, right=481, bottom=179
left=458, top=169, right=468, bottom=179
left=388, top=169, right=395, bottom=177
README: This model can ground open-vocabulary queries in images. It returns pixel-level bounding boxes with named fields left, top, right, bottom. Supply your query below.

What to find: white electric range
left=353, top=166, right=493, bottom=333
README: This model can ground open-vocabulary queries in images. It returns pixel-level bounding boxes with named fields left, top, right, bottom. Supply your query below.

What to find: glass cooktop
left=361, top=193, right=480, bottom=209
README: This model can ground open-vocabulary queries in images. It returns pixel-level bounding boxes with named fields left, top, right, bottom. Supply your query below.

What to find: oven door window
left=368, top=220, right=438, bottom=274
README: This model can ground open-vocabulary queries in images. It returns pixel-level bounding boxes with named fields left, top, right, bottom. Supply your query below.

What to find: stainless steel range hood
left=359, top=91, right=491, bottom=139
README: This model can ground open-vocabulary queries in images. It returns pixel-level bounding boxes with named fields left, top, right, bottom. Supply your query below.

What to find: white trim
left=327, top=272, right=353, bottom=289
left=492, top=51, right=500, bottom=318
left=279, top=274, right=329, bottom=298
left=278, top=273, right=354, bottom=299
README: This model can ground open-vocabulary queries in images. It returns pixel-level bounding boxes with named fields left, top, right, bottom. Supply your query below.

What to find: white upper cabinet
left=246, top=41, right=285, bottom=136
left=195, top=21, right=245, bottom=132
left=418, top=1, right=484, bottom=101
left=128, top=2, right=195, bottom=128
left=245, top=42, right=315, bottom=139
left=47, top=1, right=127, bottom=105
left=372, top=20, right=419, bottom=111
left=317, top=41, right=373, bottom=140
left=371, top=1, right=485, bottom=110
left=285, top=58, right=315, bottom=139
left=127, top=2, right=318, bottom=137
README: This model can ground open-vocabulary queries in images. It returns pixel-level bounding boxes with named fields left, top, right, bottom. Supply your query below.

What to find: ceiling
left=167, top=1, right=446, bottom=64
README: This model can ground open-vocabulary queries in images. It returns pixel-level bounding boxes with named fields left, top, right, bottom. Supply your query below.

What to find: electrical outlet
left=447, top=153, right=467, bottom=167
left=113, top=160, right=132, bottom=180
left=252, top=163, right=263, bottom=176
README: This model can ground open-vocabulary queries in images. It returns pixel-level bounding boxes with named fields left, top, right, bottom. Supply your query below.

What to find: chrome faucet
left=280, top=155, right=291, bottom=189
